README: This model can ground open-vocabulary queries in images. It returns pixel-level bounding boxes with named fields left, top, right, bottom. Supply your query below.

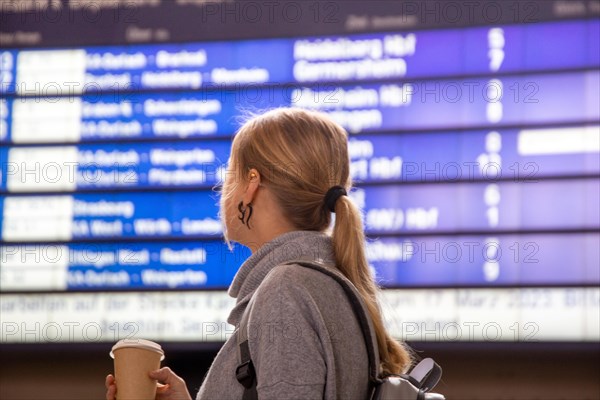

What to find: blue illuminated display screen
left=1, top=18, right=599, bottom=296
left=1, top=232, right=598, bottom=291
left=0, top=19, right=598, bottom=95
left=370, top=233, right=600, bottom=287
left=0, top=179, right=598, bottom=240
left=0, top=71, right=599, bottom=143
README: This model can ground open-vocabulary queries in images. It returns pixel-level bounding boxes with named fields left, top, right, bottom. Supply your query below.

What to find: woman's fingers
left=149, top=367, right=192, bottom=400
left=156, top=382, right=171, bottom=394
left=149, top=367, right=181, bottom=386
left=105, top=374, right=114, bottom=388
left=105, top=374, right=116, bottom=400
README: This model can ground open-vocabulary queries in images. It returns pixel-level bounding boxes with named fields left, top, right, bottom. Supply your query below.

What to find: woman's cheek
left=221, top=185, right=241, bottom=241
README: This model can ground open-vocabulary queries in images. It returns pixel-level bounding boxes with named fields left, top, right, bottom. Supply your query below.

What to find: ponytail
left=332, top=195, right=413, bottom=375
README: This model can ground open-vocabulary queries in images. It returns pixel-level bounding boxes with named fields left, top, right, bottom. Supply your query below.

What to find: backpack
left=235, top=259, right=445, bottom=400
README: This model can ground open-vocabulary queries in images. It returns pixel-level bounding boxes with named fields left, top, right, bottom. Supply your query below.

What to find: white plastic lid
left=110, top=339, right=165, bottom=360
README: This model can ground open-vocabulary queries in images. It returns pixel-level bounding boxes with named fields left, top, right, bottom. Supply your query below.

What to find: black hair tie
left=324, top=186, right=347, bottom=213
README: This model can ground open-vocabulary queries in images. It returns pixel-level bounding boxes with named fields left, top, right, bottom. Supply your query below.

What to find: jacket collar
left=226, top=230, right=335, bottom=326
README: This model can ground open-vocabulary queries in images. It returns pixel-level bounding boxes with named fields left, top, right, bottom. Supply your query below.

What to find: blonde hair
left=225, top=107, right=412, bottom=375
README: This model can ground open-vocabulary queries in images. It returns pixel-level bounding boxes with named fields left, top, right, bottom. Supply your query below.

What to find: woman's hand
left=151, top=367, right=193, bottom=400
left=105, top=368, right=192, bottom=400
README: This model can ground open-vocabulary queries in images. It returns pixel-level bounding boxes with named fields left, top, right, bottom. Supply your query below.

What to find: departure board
left=1, top=5, right=599, bottom=344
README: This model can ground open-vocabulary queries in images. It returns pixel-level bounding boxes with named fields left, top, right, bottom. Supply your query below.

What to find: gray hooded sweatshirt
left=197, top=230, right=371, bottom=400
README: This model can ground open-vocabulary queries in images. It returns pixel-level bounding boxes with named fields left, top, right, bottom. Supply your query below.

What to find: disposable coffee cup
left=110, top=339, right=165, bottom=400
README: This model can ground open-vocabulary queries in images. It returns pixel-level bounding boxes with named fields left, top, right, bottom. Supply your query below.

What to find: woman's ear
left=242, top=168, right=261, bottom=204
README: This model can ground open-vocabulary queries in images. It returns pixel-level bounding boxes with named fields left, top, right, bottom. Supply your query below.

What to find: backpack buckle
left=235, top=360, right=256, bottom=388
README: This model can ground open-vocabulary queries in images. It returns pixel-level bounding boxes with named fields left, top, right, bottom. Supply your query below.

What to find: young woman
left=106, top=108, right=412, bottom=399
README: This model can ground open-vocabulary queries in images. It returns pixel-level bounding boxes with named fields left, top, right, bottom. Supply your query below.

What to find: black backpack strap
left=236, top=295, right=258, bottom=400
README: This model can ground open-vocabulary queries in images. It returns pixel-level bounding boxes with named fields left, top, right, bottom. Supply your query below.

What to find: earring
left=237, top=201, right=253, bottom=229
